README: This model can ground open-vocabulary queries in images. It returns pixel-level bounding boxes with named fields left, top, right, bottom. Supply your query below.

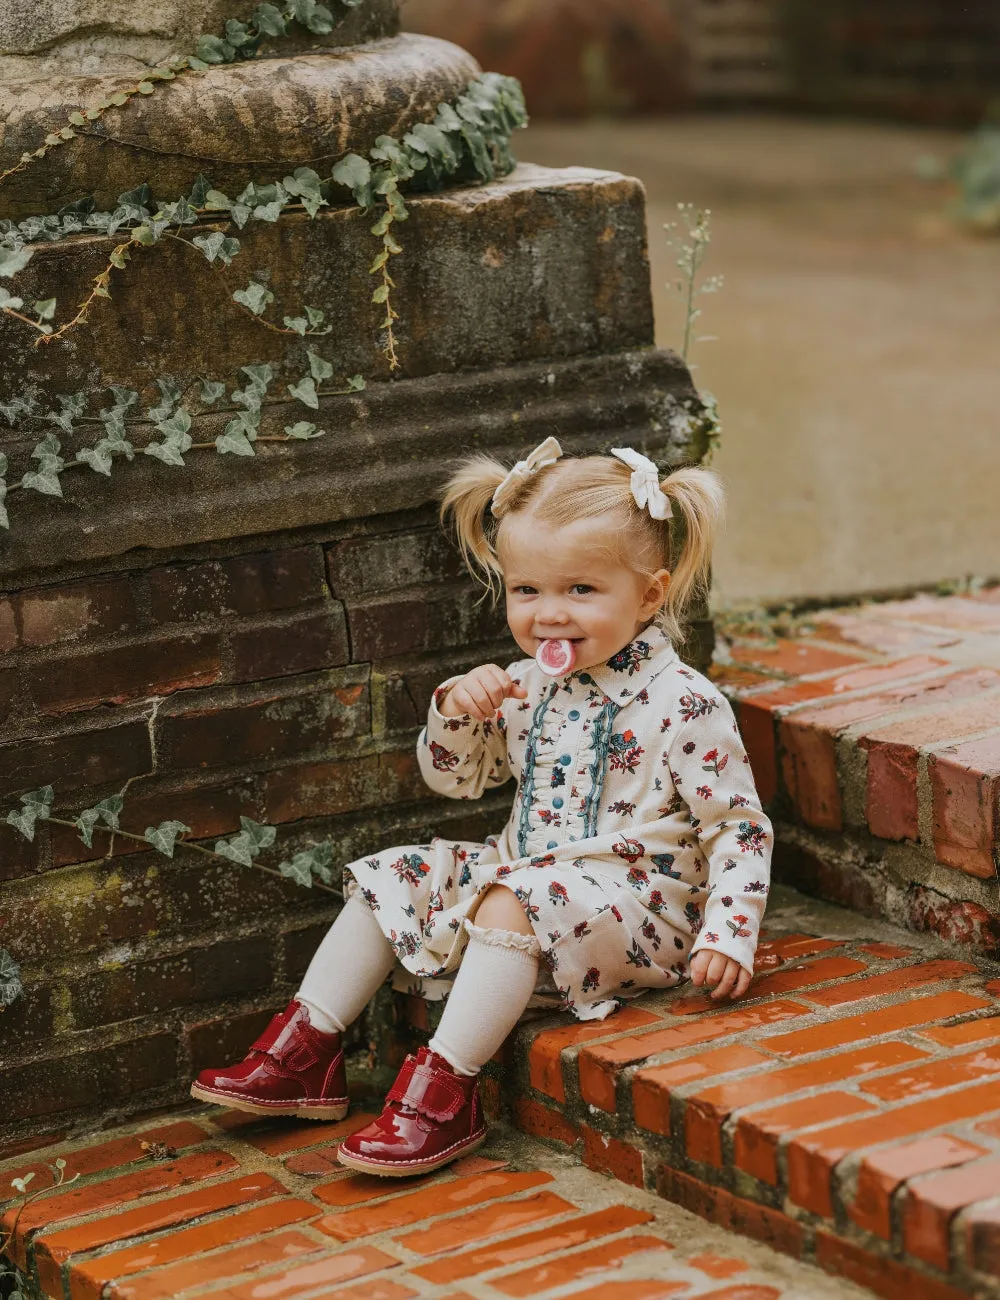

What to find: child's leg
left=428, top=887, right=540, bottom=1075
left=296, top=894, right=397, bottom=1034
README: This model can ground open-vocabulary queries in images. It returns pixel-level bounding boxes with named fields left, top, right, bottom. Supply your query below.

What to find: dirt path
left=520, top=115, right=1000, bottom=606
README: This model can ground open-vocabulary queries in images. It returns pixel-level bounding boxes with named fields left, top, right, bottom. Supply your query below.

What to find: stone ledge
left=712, top=591, right=1000, bottom=955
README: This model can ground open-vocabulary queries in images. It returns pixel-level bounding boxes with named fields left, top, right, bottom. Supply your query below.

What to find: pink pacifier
left=535, top=638, right=576, bottom=676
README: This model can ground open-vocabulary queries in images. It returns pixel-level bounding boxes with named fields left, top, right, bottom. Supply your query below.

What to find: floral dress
left=343, top=624, right=772, bottom=1021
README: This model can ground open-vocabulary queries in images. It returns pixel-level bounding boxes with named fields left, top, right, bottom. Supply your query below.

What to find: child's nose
left=537, top=597, right=569, bottom=625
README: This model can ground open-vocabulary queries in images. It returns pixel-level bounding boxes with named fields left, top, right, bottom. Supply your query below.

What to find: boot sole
left=189, top=1082, right=349, bottom=1121
left=336, top=1129, right=487, bottom=1177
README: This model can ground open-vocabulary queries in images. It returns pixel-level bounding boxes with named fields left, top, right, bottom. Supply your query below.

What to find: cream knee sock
left=296, top=894, right=397, bottom=1035
left=429, top=921, right=541, bottom=1076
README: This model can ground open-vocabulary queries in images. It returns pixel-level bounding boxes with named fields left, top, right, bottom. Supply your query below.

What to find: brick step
left=0, top=1097, right=866, bottom=1300
left=496, top=891, right=1000, bottom=1300
left=712, top=589, right=1000, bottom=953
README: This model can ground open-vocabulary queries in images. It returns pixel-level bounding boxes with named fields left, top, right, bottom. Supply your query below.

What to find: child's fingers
left=508, top=680, right=528, bottom=699
left=688, top=950, right=711, bottom=986
left=711, top=959, right=741, bottom=1000
left=730, top=966, right=753, bottom=1000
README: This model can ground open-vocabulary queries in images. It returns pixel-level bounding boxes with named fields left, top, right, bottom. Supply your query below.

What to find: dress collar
left=580, top=624, right=677, bottom=705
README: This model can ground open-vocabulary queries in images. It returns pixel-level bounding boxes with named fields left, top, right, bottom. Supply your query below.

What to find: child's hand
left=689, top=950, right=752, bottom=1000
left=440, top=664, right=528, bottom=720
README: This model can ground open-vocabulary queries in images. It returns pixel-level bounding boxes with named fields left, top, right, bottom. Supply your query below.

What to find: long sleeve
left=662, top=688, right=771, bottom=972
left=416, top=676, right=512, bottom=800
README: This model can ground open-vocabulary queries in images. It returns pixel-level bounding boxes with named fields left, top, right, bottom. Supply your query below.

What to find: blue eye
left=571, top=584, right=594, bottom=595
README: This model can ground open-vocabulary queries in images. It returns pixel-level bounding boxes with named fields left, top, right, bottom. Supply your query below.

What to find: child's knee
left=474, top=883, right=532, bottom=934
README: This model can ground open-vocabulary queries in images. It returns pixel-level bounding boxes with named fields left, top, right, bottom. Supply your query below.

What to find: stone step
left=0, top=1098, right=867, bottom=1300
left=712, top=589, right=1000, bottom=955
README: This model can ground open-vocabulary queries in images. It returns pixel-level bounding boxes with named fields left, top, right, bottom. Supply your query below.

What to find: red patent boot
left=338, top=1045, right=486, bottom=1176
left=190, top=999, right=349, bottom=1120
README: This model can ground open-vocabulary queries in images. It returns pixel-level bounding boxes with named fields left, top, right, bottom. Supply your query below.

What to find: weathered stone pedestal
left=0, top=2, right=710, bottom=1142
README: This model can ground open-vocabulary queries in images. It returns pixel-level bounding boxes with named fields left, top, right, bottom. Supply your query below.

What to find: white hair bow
left=491, top=436, right=563, bottom=516
left=610, top=447, right=672, bottom=521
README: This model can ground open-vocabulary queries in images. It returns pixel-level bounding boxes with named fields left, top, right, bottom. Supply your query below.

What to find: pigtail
left=439, top=455, right=507, bottom=598
left=660, top=466, right=725, bottom=643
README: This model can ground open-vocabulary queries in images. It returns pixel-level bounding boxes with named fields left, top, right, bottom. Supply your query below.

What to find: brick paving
left=0, top=1107, right=867, bottom=1300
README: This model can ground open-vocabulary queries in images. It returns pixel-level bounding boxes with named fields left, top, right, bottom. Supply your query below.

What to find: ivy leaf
left=240, top=816, right=276, bottom=851
left=0, top=948, right=22, bottom=1007
left=371, top=283, right=390, bottom=304
left=196, top=34, right=236, bottom=64
left=144, top=820, right=191, bottom=857
left=277, top=853, right=314, bottom=887
left=155, top=408, right=192, bottom=439
left=233, top=282, right=274, bottom=316
left=331, top=154, right=373, bottom=207
left=109, top=385, right=139, bottom=410
left=0, top=247, right=33, bottom=277
left=0, top=291, right=23, bottom=311
left=283, top=420, right=323, bottom=439
left=252, top=199, right=284, bottom=223
left=21, top=457, right=64, bottom=497
left=192, top=231, right=240, bottom=264
left=282, top=166, right=326, bottom=217
left=253, top=2, right=287, bottom=36
left=230, top=202, right=252, bottom=229
left=307, top=350, right=333, bottom=383
left=22, top=786, right=53, bottom=814
left=304, top=306, right=325, bottom=329
left=345, top=373, right=366, bottom=391
left=214, top=831, right=256, bottom=866
left=6, top=807, right=39, bottom=840
left=199, top=379, right=225, bottom=405
left=6, top=786, right=52, bottom=841
left=404, top=122, right=459, bottom=171
left=370, top=134, right=415, bottom=181
left=288, top=376, right=318, bottom=409
left=137, top=80, right=155, bottom=95
left=33, top=298, right=56, bottom=321
left=77, top=443, right=115, bottom=476
left=283, top=316, right=308, bottom=336
left=203, top=189, right=232, bottom=212
left=240, top=363, right=273, bottom=394
left=216, top=420, right=256, bottom=456
left=109, top=245, right=131, bottom=270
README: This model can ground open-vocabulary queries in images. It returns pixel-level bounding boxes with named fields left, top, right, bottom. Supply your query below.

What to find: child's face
left=501, top=517, right=669, bottom=671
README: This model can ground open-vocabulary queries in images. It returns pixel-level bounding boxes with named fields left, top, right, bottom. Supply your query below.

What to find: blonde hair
left=440, top=448, right=724, bottom=644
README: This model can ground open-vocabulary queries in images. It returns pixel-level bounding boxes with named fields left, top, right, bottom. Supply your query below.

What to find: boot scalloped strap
left=248, top=1004, right=298, bottom=1056
left=388, top=1055, right=466, bottom=1123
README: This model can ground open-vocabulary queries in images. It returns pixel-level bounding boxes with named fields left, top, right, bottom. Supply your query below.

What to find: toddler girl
left=192, top=437, right=772, bottom=1176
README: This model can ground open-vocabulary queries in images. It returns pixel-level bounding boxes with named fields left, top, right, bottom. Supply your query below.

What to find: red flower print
left=683, top=741, right=696, bottom=754
left=582, top=967, right=601, bottom=992
left=613, top=837, right=645, bottom=864
left=695, top=784, right=713, bottom=799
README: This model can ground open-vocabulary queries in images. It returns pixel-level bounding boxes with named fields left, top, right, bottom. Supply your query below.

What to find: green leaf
left=307, top=350, right=333, bottom=383
left=0, top=948, right=23, bottom=1008
left=133, top=224, right=156, bottom=246
left=331, top=153, right=372, bottom=207
left=282, top=166, right=326, bottom=217
left=195, top=34, right=236, bottom=64
left=371, top=283, right=390, bottom=304
left=283, top=420, right=323, bottom=439
left=203, top=189, right=232, bottom=211
left=0, top=291, right=23, bottom=311
left=144, top=820, right=191, bottom=857
left=5, top=789, right=50, bottom=842
left=199, top=379, right=225, bottom=405
left=22, top=785, right=53, bottom=813
left=137, top=81, right=155, bottom=95
left=0, top=246, right=33, bottom=278
left=216, top=420, right=256, bottom=456
left=155, top=408, right=192, bottom=439
left=233, top=281, right=274, bottom=315
left=74, top=795, right=122, bottom=848
left=33, top=298, right=56, bottom=321
left=68, top=111, right=87, bottom=126
left=109, top=385, right=139, bottom=409
left=193, top=231, right=240, bottom=265
left=34, top=428, right=65, bottom=455
left=345, top=373, right=366, bottom=391
left=109, top=91, right=129, bottom=107
left=253, top=2, right=287, bottom=36
left=240, top=363, right=273, bottom=394
left=277, top=853, right=314, bottom=887
left=77, top=443, right=114, bottom=476
left=21, top=463, right=63, bottom=497
left=240, top=816, right=276, bottom=851
left=214, top=831, right=255, bottom=866
left=230, top=202, right=252, bottom=229
left=283, top=316, right=308, bottom=336
left=6, top=807, right=37, bottom=840
left=287, top=376, right=318, bottom=408
left=304, top=305, right=325, bottom=328
left=109, top=245, right=130, bottom=269
left=188, top=173, right=213, bottom=207
left=370, top=134, right=414, bottom=180
left=144, top=438, right=187, bottom=466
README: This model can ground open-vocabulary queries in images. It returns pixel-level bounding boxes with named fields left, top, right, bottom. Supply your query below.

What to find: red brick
left=348, top=584, right=506, bottom=660
left=492, top=1237, right=675, bottom=1297
left=859, top=942, right=916, bottom=959
left=156, top=670, right=369, bottom=770
left=578, top=1000, right=807, bottom=1112
left=865, top=740, right=920, bottom=840
left=0, top=719, right=151, bottom=799
left=0, top=597, right=16, bottom=650
left=815, top=613, right=955, bottom=655
left=310, top=1170, right=437, bottom=1207
left=906, top=889, right=1000, bottom=952
left=786, top=1078, right=1000, bottom=1218
left=814, top=1228, right=968, bottom=1300
left=669, top=955, right=868, bottom=1015
left=512, top=1096, right=580, bottom=1146
left=29, top=634, right=221, bottom=715
left=758, top=934, right=842, bottom=960
left=761, top=989, right=991, bottom=1058
left=929, top=734, right=1000, bottom=878
left=850, top=1136, right=987, bottom=1240
left=734, top=1091, right=877, bottom=1185
left=527, top=1005, right=660, bottom=1102
left=410, top=1205, right=653, bottom=1284
left=245, top=1112, right=374, bottom=1157
left=2, top=1120, right=207, bottom=1187
left=187, top=1007, right=276, bottom=1076
left=728, top=639, right=868, bottom=676
left=580, top=1126, right=644, bottom=1186
left=656, top=1165, right=804, bottom=1258
left=919, top=1016, right=1000, bottom=1047
left=261, top=751, right=428, bottom=824
left=780, top=715, right=843, bottom=830
left=394, top=1189, right=573, bottom=1254
left=74, top=1200, right=322, bottom=1300
left=317, top=1170, right=553, bottom=1240
left=737, top=697, right=779, bottom=805
left=806, top=959, right=977, bottom=1008
left=862, top=1042, right=1000, bottom=1102
left=890, top=594, right=1000, bottom=632
left=633, top=1045, right=772, bottom=1138
left=211, top=1245, right=402, bottom=1299
left=689, top=1253, right=750, bottom=1279
left=147, top=547, right=327, bottom=622
left=903, top=1155, right=1000, bottom=1271
left=228, top=608, right=349, bottom=681
left=29, top=1172, right=286, bottom=1287
left=965, top=1201, right=1000, bottom=1278
left=710, top=663, right=772, bottom=691
left=19, top=577, right=139, bottom=647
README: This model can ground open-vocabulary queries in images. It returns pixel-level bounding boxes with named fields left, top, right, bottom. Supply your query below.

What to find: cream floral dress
left=344, top=624, right=772, bottom=1021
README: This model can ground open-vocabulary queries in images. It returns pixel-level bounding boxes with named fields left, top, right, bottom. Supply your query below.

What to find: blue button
left=579, top=673, right=593, bottom=684
left=568, top=709, right=580, bottom=721
left=559, top=754, right=572, bottom=765
left=552, top=796, right=564, bottom=808
left=547, top=840, right=558, bottom=850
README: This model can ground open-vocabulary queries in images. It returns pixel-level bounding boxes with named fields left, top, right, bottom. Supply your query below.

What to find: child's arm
left=416, top=664, right=525, bottom=800
left=664, top=689, right=772, bottom=988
